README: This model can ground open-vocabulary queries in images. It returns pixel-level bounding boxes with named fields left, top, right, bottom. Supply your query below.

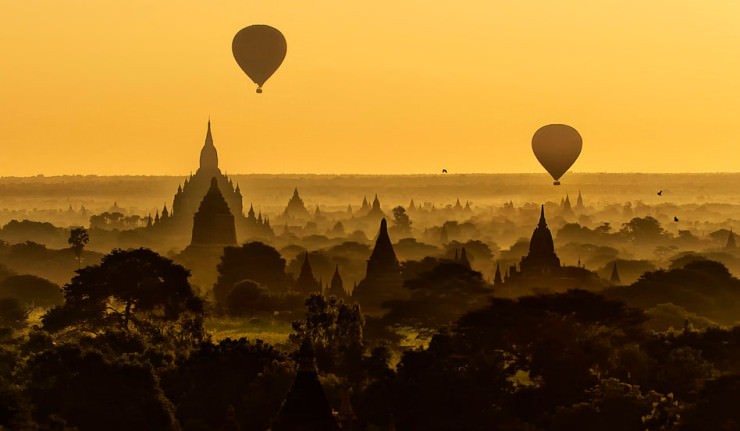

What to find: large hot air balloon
left=232, top=25, right=287, bottom=93
left=531, top=124, right=582, bottom=185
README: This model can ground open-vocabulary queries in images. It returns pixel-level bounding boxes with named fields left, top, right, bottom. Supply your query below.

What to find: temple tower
left=295, top=252, right=321, bottom=295
left=272, top=339, right=339, bottom=431
left=519, top=205, right=561, bottom=275
left=190, top=177, right=237, bottom=246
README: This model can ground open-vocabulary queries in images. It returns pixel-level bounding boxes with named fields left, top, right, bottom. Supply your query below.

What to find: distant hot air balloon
left=232, top=25, right=287, bottom=93
left=531, top=124, right=582, bottom=185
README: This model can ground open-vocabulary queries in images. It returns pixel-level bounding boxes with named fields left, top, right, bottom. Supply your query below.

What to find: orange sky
left=1, top=1, right=738, bottom=176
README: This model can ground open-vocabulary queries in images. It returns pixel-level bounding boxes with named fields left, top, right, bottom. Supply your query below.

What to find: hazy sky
left=1, top=1, right=738, bottom=176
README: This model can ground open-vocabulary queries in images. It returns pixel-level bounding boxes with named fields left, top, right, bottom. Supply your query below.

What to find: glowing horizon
left=1, top=1, right=738, bottom=176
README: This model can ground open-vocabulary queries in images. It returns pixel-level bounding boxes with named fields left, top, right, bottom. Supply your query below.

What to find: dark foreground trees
left=4, top=245, right=740, bottom=430
left=42, top=248, right=205, bottom=343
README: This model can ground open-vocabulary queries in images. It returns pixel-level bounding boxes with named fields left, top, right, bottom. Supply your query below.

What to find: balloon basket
left=256, top=88, right=263, bottom=94
left=553, top=181, right=560, bottom=186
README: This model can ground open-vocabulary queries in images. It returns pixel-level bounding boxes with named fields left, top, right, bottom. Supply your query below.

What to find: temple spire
left=199, top=120, right=219, bottom=171
left=610, top=261, right=621, bottom=284
left=727, top=228, right=736, bottom=249
left=538, top=205, right=547, bottom=228
left=494, top=262, right=503, bottom=287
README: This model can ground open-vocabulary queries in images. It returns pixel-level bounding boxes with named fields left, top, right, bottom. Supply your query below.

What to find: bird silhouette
left=657, top=190, right=663, bottom=196
left=674, top=216, right=679, bottom=222
left=442, top=169, right=447, bottom=173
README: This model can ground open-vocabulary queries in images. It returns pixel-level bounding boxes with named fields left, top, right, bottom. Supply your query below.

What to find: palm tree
left=68, top=227, right=89, bottom=269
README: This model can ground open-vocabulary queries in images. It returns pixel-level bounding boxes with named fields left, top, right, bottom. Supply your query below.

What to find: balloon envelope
left=232, top=25, right=287, bottom=92
left=531, top=124, right=582, bottom=185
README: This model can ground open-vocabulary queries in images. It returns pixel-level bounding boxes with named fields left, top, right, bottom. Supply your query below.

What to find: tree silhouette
left=42, top=248, right=204, bottom=343
left=68, top=227, right=89, bottom=269
left=0, top=274, right=62, bottom=308
left=291, top=294, right=364, bottom=378
left=392, top=206, right=412, bottom=235
left=0, top=297, right=28, bottom=330
left=214, top=242, right=292, bottom=304
left=25, top=345, right=179, bottom=431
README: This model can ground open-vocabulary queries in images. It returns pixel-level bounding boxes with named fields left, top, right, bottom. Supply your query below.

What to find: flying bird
left=442, top=169, right=447, bottom=173
left=674, top=216, right=679, bottom=222
left=657, top=190, right=663, bottom=196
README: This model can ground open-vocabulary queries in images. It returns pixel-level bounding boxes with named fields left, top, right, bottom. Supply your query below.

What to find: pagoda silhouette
left=504, top=205, right=603, bottom=292
left=282, top=188, right=312, bottom=222
left=294, top=252, right=321, bottom=295
left=171, top=120, right=244, bottom=223
left=154, top=120, right=271, bottom=241
left=519, top=205, right=561, bottom=276
left=272, top=339, right=339, bottom=431
left=326, top=265, right=348, bottom=299
left=190, top=178, right=237, bottom=246
left=352, top=218, right=403, bottom=307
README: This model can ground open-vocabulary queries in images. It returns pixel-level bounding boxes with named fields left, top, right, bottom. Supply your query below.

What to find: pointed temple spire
left=353, top=218, right=402, bottom=306
left=199, top=120, right=219, bottom=171
left=295, top=252, right=320, bottom=295
left=368, top=219, right=399, bottom=271
left=519, top=205, right=560, bottom=275
left=459, top=247, right=471, bottom=269
left=538, top=204, right=547, bottom=228
left=272, top=338, right=339, bottom=431
left=494, top=262, right=503, bottom=287
left=327, top=264, right=346, bottom=299
left=284, top=187, right=311, bottom=220
left=727, top=229, right=737, bottom=249
left=610, top=261, right=621, bottom=284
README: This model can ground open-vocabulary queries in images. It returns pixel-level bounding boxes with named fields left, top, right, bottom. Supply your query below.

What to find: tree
left=68, top=227, right=89, bottom=268
left=620, top=216, right=665, bottom=242
left=24, top=345, right=179, bottom=431
left=383, top=259, right=492, bottom=331
left=214, top=242, right=292, bottom=304
left=224, top=280, right=274, bottom=317
left=160, top=338, right=290, bottom=431
left=291, top=294, right=364, bottom=378
left=42, top=248, right=205, bottom=343
left=607, top=259, right=740, bottom=325
left=0, top=274, right=62, bottom=308
left=0, top=297, right=28, bottom=330
left=392, top=206, right=412, bottom=235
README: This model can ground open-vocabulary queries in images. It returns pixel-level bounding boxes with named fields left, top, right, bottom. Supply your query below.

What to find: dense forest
left=1, top=242, right=740, bottom=430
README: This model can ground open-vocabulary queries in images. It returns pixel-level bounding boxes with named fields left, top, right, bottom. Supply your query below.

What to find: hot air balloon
left=232, top=25, right=287, bottom=93
left=531, top=124, right=582, bottom=185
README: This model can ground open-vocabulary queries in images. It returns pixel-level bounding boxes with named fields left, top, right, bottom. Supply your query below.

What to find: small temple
left=283, top=188, right=312, bottom=221
left=272, top=339, right=340, bottom=431
left=576, top=190, right=585, bottom=210
left=353, top=218, right=402, bottom=306
left=726, top=229, right=736, bottom=249
left=503, top=205, right=602, bottom=292
left=294, top=252, right=321, bottom=295
left=326, top=265, right=347, bottom=299
left=519, top=205, right=561, bottom=275
left=610, top=261, right=621, bottom=284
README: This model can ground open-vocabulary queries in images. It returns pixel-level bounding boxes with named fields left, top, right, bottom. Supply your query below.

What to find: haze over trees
left=2, top=173, right=740, bottom=429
